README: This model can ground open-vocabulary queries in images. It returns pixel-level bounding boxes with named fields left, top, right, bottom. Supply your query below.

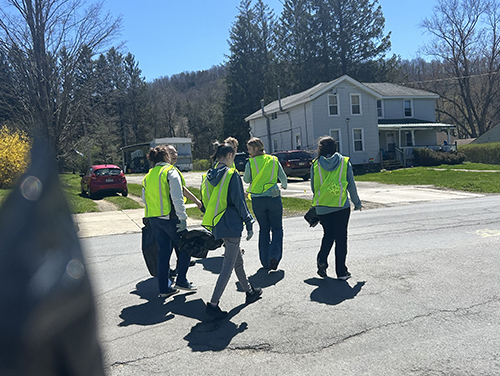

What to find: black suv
left=234, top=152, right=249, bottom=172
left=272, top=150, right=313, bottom=180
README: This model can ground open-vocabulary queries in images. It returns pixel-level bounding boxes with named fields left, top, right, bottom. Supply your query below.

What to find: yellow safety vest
left=312, top=157, right=349, bottom=208
left=142, top=164, right=175, bottom=218
left=201, top=168, right=236, bottom=230
left=247, top=154, right=279, bottom=194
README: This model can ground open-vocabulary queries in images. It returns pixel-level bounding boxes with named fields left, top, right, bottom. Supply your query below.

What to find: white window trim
left=377, top=99, right=384, bottom=118
left=327, top=94, right=340, bottom=116
left=295, top=134, right=301, bottom=149
left=350, top=93, right=362, bottom=116
left=329, top=128, right=342, bottom=154
left=272, top=139, right=278, bottom=153
left=404, top=99, right=413, bottom=118
left=352, top=128, right=365, bottom=153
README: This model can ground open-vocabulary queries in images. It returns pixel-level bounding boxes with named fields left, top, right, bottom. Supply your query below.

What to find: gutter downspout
left=261, top=99, right=272, bottom=152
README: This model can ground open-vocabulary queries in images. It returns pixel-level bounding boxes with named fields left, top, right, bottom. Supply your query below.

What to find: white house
left=245, top=75, right=456, bottom=170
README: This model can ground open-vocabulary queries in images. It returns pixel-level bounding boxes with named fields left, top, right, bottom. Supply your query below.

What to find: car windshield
left=289, top=151, right=311, bottom=159
left=94, top=168, right=121, bottom=176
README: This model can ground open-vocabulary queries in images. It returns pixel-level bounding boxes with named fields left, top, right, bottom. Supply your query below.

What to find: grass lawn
left=356, top=163, right=500, bottom=193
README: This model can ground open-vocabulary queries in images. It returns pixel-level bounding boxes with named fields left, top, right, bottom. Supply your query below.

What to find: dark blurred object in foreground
left=0, top=139, right=105, bottom=376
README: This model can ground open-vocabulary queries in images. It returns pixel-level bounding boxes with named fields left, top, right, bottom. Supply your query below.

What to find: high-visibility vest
left=312, top=157, right=349, bottom=208
left=247, top=154, right=279, bottom=194
left=201, top=168, right=236, bottom=230
left=142, top=164, right=174, bottom=218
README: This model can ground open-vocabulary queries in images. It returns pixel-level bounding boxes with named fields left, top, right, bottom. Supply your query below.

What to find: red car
left=80, top=164, right=128, bottom=199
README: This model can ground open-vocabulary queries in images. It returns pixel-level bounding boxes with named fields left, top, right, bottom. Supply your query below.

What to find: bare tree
left=420, top=0, right=500, bottom=138
left=0, top=0, right=121, bottom=156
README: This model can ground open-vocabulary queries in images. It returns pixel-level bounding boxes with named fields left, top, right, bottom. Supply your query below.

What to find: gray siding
left=382, top=98, right=436, bottom=121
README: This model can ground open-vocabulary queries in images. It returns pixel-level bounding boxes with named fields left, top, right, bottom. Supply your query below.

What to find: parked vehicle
left=234, top=152, right=249, bottom=172
left=80, top=164, right=128, bottom=199
left=272, top=150, right=313, bottom=180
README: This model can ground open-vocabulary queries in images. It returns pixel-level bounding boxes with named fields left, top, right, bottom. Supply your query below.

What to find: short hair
left=224, top=137, right=239, bottom=150
left=317, top=136, right=337, bottom=157
left=147, top=145, right=169, bottom=164
left=247, top=137, right=265, bottom=152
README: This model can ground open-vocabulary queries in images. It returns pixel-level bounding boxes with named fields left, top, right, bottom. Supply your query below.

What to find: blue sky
left=104, top=0, right=438, bottom=82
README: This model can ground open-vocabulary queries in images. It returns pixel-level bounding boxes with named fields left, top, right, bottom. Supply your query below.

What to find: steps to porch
left=382, top=159, right=405, bottom=170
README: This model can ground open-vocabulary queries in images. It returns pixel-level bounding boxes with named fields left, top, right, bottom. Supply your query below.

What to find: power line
left=402, top=70, right=500, bottom=86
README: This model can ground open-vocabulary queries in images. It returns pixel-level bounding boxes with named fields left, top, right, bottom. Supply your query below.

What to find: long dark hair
left=317, top=136, right=337, bottom=157
left=147, top=145, right=168, bottom=164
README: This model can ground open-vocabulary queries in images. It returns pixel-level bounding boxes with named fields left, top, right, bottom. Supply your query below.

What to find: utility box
left=151, top=137, right=193, bottom=171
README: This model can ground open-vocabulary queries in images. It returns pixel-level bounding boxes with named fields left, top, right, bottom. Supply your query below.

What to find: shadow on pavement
left=304, top=278, right=366, bottom=305
left=118, top=278, right=206, bottom=326
left=196, top=256, right=224, bottom=275
left=235, top=267, right=285, bottom=291
left=184, top=303, right=249, bottom=352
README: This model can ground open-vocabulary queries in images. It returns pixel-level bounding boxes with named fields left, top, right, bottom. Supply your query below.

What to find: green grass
left=104, top=195, right=142, bottom=210
left=59, top=174, right=99, bottom=214
left=127, top=183, right=143, bottom=197
left=428, top=162, right=500, bottom=170
left=356, top=165, right=500, bottom=193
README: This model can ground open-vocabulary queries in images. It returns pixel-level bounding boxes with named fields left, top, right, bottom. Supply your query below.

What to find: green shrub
left=0, top=125, right=31, bottom=188
left=193, top=159, right=211, bottom=171
left=412, top=148, right=466, bottom=166
left=458, top=142, right=500, bottom=165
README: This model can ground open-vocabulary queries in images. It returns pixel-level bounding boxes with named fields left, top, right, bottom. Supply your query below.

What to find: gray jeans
left=210, top=237, right=252, bottom=304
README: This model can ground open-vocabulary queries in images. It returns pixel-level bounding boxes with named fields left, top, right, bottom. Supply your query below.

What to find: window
left=272, top=139, right=278, bottom=152
left=404, top=99, right=413, bottom=117
left=295, top=134, right=301, bottom=149
left=271, top=112, right=278, bottom=120
left=328, top=94, right=339, bottom=116
left=377, top=100, right=384, bottom=118
left=406, top=131, right=413, bottom=146
left=353, top=128, right=364, bottom=152
left=329, top=129, right=342, bottom=153
left=350, top=94, right=361, bottom=115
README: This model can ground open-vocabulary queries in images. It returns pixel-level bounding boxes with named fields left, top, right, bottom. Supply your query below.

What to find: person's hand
left=354, top=205, right=363, bottom=211
left=176, top=220, right=187, bottom=232
left=246, top=230, right=254, bottom=241
left=196, top=201, right=203, bottom=210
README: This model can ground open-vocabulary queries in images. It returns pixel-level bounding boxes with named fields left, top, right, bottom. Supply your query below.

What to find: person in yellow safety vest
left=201, top=142, right=262, bottom=319
left=310, top=136, right=362, bottom=281
left=243, top=137, right=288, bottom=270
left=142, top=145, right=197, bottom=299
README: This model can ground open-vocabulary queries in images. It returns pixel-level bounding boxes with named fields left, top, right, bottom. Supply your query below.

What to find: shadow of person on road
left=235, top=267, right=285, bottom=291
left=196, top=256, right=224, bottom=275
left=184, top=303, right=249, bottom=352
left=304, top=278, right=366, bottom=305
left=118, top=278, right=206, bottom=326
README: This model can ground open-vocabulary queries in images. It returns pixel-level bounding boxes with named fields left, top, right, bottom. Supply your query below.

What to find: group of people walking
left=142, top=135, right=362, bottom=320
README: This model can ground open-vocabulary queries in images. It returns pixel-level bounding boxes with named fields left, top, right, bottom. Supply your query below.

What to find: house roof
left=472, top=123, right=500, bottom=144
left=245, top=76, right=439, bottom=122
left=245, top=75, right=381, bottom=121
left=378, top=122, right=456, bottom=130
left=363, top=83, right=439, bottom=99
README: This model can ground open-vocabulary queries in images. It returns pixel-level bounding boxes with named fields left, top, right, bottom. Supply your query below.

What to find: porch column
left=411, top=130, right=416, bottom=146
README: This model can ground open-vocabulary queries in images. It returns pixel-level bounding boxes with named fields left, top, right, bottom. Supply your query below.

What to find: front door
left=386, top=132, right=395, bottom=152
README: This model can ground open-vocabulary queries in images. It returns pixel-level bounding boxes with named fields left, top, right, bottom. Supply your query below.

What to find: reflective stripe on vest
left=312, top=157, right=349, bottom=208
left=247, top=154, right=278, bottom=194
left=142, top=164, right=174, bottom=217
left=201, top=168, right=236, bottom=230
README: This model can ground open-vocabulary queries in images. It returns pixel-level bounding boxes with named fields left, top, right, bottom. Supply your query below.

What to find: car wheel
left=302, top=174, right=310, bottom=181
left=89, top=189, right=96, bottom=199
left=122, top=188, right=128, bottom=197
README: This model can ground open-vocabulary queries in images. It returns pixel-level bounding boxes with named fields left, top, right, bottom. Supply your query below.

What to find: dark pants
left=149, top=217, right=190, bottom=293
left=317, top=207, right=351, bottom=277
left=252, top=195, right=284, bottom=268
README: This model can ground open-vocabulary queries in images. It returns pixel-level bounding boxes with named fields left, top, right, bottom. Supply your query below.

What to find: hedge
left=412, top=147, right=466, bottom=166
left=458, top=142, right=500, bottom=165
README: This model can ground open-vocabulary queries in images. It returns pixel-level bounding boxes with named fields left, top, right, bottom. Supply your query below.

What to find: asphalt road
left=81, top=195, right=500, bottom=376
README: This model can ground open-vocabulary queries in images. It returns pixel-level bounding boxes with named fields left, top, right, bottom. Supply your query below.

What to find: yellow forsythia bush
left=0, top=125, right=32, bottom=188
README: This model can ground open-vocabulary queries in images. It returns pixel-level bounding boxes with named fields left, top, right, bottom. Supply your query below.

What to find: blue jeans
left=317, top=208, right=351, bottom=277
left=149, top=217, right=190, bottom=293
left=251, top=195, right=284, bottom=268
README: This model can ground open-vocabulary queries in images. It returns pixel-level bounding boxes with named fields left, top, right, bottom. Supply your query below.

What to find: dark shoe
left=269, top=258, right=278, bottom=270
left=245, top=286, right=263, bottom=304
left=338, top=272, right=352, bottom=281
left=174, top=281, right=197, bottom=291
left=170, top=268, right=177, bottom=277
left=317, top=263, right=327, bottom=278
left=205, top=303, right=228, bottom=319
left=158, top=288, right=179, bottom=299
